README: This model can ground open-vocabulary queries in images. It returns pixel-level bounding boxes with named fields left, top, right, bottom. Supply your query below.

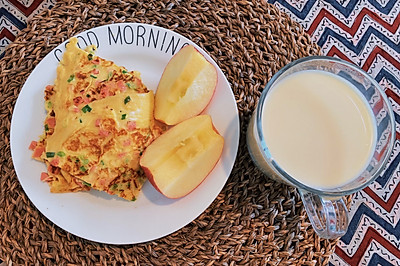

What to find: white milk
left=260, top=70, right=376, bottom=189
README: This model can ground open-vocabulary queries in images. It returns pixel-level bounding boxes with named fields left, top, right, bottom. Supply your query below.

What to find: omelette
left=30, top=38, right=163, bottom=201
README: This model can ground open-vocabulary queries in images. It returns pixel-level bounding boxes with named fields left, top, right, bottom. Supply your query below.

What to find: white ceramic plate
left=10, top=23, right=239, bottom=244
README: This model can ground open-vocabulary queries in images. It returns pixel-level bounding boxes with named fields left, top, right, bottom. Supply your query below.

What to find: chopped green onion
left=67, top=74, right=75, bottom=82
left=145, top=132, right=151, bottom=141
left=86, top=94, right=90, bottom=98
left=87, top=53, right=93, bottom=61
left=124, top=96, right=131, bottom=105
left=122, top=70, right=128, bottom=74
left=112, top=183, right=118, bottom=190
left=47, top=101, right=52, bottom=108
left=100, top=160, right=105, bottom=166
left=121, top=114, right=127, bottom=120
left=46, top=152, right=55, bottom=158
left=126, top=82, right=138, bottom=91
left=90, top=74, right=97, bottom=79
left=82, top=181, right=91, bottom=187
left=131, top=197, right=136, bottom=202
left=107, top=71, right=113, bottom=81
left=57, top=151, right=66, bottom=157
left=126, top=82, right=133, bottom=89
left=127, top=182, right=131, bottom=189
left=80, top=166, right=87, bottom=172
left=81, top=105, right=92, bottom=113
left=79, top=118, right=83, bottom=123
left=44, top=124, right=49, bottom=131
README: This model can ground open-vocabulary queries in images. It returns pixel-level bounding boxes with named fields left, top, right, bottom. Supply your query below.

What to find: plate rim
left=10, top=22, right=240, bottom=244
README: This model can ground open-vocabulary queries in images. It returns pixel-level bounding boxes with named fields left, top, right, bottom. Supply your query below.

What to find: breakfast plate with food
left=10, top=23, right=239, bottom=244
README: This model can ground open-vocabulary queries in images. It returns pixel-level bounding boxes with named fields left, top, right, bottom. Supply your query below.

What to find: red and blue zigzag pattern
left=0, top=0, right=55, bottom=58
left=269, top=0, right=400, bottom=265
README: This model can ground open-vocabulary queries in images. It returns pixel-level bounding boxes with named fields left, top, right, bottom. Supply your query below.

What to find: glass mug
left=246, top=56, right=395, bottom=239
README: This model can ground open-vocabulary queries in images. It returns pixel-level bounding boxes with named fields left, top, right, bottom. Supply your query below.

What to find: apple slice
left=154, top=45, right=218, bottom=125
left=140, top=115, right=224, bottom=198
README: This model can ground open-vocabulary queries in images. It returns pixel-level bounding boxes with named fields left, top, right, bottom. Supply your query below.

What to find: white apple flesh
left=154, top=45, right=217, bottom=125
left=140, top=115, right=224, bottom=198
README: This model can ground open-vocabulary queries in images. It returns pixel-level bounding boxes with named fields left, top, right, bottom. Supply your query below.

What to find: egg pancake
left=31, top=38, right=163, bottom=201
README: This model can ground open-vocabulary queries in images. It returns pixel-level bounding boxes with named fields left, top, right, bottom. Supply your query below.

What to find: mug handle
left=299, top=189, right=349, bottom=239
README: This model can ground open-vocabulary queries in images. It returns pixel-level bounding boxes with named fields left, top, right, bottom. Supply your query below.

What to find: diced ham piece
left=127, top=121, right=136, bottom=131
left=100, top=86, right=110, bottom=98
left=99, top=128, right=109, bottom=137
left=117, top=80, right=127, bottom=92
left=92, top=69, right=99, bottom=75
left=32, top=146, right=45, bottom=158
left=99, top=179, right=106, bottom=186
left=46, top=117, right=56, bottom=128
left=40, top=172, right=51, bottom=182
left=73, top=96, right=83, bottom=105
left=29, top=141, right=37, bottom=151
left=47, top=165, right=53, bottom=173
left=123, top=139, right=131, bottom=146
left=83, top=96, right=91, bottom=104
left=90, top=165, right=97, bottom=173
left=95, top=119, right=101, bottom=127
left=134, top=78, right=142, bottom=88
left=50, top=157, right=60, bottom=166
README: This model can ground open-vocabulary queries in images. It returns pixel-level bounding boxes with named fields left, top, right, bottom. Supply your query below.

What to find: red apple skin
left=141, top=165, right=163, bottom=195
left=141, top=149, right=223, bottom=199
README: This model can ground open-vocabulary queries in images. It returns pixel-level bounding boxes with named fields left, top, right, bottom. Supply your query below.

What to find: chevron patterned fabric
left=0, top=0, right=55, bottom=58
left=268, top=1, right=400, bottom=265
left=1, top=1, right=399, bottom=265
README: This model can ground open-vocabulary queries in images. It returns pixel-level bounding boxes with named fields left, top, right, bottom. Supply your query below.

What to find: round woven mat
left=0, top=0, right=340, bottom=264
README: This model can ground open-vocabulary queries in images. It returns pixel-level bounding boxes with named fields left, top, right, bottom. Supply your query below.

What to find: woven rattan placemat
left=0, top=0, right=340, bottom=264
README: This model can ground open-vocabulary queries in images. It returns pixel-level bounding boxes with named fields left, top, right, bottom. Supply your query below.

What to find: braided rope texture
left=0, top=0, right=339, bottom=264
